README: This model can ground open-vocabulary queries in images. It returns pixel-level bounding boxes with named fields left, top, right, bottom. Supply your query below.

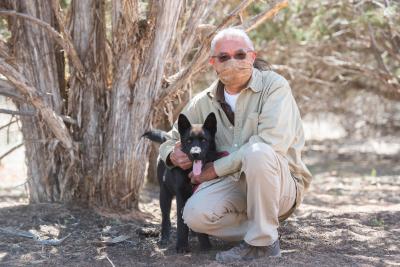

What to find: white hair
left=210, top=27, right=254, bottom=55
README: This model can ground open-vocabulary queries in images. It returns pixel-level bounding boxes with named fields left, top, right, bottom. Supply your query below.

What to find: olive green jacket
left=159, top=68, right=312, bottom=213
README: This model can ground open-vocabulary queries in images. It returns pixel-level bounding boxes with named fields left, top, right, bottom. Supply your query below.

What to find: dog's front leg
left=159, top=184, right=172, bottom=246
left=175, top=191, right=190, bottom=253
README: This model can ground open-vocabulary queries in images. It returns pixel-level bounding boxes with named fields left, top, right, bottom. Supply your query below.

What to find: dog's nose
left=191, top=153, right=200, bottom=159
left=190, top=146, right=201, bottom=157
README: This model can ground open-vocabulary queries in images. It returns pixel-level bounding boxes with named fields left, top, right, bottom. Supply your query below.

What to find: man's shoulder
left=254, top=70, right=292, bottom=99
left=190, top=80, right=218, bottom=104
left=180, top=80, right=216, bottom=118
left=259, top=69, right=290, bottom=88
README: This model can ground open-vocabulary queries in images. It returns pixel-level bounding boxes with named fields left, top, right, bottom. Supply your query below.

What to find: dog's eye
left=187, top=139, right=192, bottom=143
left=201, top=138, right=207, bottom=142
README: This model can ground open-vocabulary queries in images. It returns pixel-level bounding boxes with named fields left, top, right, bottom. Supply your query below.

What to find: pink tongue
left=193, top=160, right=203, bottom=176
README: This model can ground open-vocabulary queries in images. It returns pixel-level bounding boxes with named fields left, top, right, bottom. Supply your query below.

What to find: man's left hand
left=189, top=162, right=218, bottom=184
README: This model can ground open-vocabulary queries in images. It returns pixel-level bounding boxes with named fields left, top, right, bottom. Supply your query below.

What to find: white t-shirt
left=224, top=89, right=240, bottom=112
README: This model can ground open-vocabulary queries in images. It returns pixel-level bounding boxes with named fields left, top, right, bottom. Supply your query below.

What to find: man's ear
left=209, top=57, right=215, bottom=65
left=250, top=51, right=257, bottom=63
left=178, top=114, right=192, bottom=136
left=203, top=112, right=217, bottom=136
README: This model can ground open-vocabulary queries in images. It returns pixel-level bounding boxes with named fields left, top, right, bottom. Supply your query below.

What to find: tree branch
left=0, top=9, right=84, bottom=77
left=0, top=107, right=77, bottom=125
left=317, top=55, right=400, bottom=100
left=0, top=118, right=18, bottom=131
left=242, top=0, right=289, bottom=32
left=0, top=78, right=24, bottom=100
left=0, top=39, right=10, bottom=58
left=154, top=0, right=256, bottom=106
left=321, top=55, right=399, bottom=84
left=111, top=0, right=139, bottom=56
left=0, top=143, right=23, bottom=162
left=0, top=58, right=75, bottom=150
left=0, top=108, right=35, bottom=116
left=138, top=0, right=183, bottom=82
left=155, top=0, right=288, bottom=106
left=367, top=22, right=391, bottom=74
left=168, top=0, right=218, bottom=73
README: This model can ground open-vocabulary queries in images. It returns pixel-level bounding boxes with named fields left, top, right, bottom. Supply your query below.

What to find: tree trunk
left=8, top=0, right=68, bottom=202
left=98, top=1, right=183, bottom=210
left=0, top=0, right=284, bottom=212
left=2, top=0, right=183, bottom=209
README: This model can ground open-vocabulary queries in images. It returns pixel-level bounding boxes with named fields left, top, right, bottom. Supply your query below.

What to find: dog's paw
left=197, top=234, right=211, bottom=251
left=189, top=229, right=196, bottom=237
left=199, top=242, right=212, bottom=251
left=176, top=244, right=190, bottom=253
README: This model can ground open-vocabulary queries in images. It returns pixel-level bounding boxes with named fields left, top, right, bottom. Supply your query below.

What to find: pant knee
left=242, top=142, right=278, bottom=170
left=182, top=198, right=219, bottom=233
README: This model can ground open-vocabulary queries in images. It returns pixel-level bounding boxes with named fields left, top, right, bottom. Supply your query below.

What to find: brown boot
left=215, top=239, right=281, bottom=263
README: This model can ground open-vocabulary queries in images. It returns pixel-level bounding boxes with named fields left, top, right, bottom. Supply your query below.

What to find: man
left=159, top=27, right=312, bottom=262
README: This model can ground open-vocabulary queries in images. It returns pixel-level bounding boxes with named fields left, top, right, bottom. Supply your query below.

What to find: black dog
left=143, top=112, right=218, bottom=253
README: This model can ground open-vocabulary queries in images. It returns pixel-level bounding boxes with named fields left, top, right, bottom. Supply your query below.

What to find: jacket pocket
left=242, top=112, right=259, bottom=141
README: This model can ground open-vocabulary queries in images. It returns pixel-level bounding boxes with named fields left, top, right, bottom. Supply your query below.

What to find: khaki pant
left=182, top=142, right=297, bottom=246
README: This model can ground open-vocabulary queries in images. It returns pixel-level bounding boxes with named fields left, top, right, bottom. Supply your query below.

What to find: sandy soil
left=0, top=139, right=399, bottom=267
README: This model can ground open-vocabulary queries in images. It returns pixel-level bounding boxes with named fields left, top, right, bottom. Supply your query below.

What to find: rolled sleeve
left=214, top=79, right=299, bottom=177
left=159, top=136, right=177, bottom=169
left=213, top=152, right=239, bottom=177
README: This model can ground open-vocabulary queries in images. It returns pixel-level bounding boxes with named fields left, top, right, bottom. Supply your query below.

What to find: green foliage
left=0, top=18, right=10, bottom=41
left=369, top=217, right=385, bottom=227
left=370, top=168, right=377, bottom=177
left=247, top=0, right=399, bottom=49
left=60, top=0, right=71, bottom=9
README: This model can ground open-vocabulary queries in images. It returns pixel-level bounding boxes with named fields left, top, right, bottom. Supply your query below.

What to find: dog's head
left=178, top=112, right=217, bottom=176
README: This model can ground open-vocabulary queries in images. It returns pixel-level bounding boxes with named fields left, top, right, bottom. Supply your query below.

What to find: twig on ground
left=100, top=235, right=130, bottom=245
left=0, top=227, right=71, bottom=246
left=106, top=256, right=116, bottom=267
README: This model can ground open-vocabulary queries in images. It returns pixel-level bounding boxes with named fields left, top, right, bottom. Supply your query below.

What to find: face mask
left=215, top=59, right=253, bottom=87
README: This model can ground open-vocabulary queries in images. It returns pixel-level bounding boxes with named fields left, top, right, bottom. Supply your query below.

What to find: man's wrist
left=204, top=162, right=218, bottom=181
left=194, top=176, right=202, bottom=184
left=211, top=162, right=218, bottom=179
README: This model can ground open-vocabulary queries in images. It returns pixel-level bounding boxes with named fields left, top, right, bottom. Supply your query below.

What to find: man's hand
left=169, top=142, right=192, bottom=170
left=189, top=162, right=218, bottom=184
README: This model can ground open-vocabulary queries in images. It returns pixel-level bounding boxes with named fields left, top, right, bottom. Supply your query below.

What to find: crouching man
left=159, top=27, right=312, bottom=262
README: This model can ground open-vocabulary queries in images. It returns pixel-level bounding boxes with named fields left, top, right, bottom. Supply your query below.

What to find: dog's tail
left=142, top=129, right=169, bottom=143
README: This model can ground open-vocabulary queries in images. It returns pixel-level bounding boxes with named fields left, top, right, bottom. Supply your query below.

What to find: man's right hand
left=169, top=142, right=192, bottom=170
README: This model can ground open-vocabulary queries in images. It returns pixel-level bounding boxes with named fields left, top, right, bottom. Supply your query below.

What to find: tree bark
left=1, top=0, right=71, bottom=202
left=0, top=0, right=287, bottom=212
left=66, top=0, right=108, bottom=203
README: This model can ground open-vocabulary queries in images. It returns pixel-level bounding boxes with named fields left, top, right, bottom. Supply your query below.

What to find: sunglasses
left=211, top=49, right=254, bottom=63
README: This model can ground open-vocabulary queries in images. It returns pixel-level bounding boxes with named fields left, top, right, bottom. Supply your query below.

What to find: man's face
left=209, top=38, right=256, bottom=68
left=209, top=38, right=256, bottom=88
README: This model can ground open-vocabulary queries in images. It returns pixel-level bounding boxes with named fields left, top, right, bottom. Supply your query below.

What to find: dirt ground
left=0, top=139, right=399, bottom=267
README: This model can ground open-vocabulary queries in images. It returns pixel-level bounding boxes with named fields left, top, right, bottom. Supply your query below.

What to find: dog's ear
left=178, top=114, right=192, bottom=136
left=203, top=112, right=217, bottom=136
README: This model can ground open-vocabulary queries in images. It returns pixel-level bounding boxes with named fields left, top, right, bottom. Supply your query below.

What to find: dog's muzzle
left=190, top=146, right=202, bottom=155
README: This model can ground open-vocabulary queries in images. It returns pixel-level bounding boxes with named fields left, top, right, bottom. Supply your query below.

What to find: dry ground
left=0, top=139, right=399, bottom=267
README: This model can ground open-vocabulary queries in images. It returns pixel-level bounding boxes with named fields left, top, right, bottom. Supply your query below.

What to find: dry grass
left=0, top=139, right=399, bottom=266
